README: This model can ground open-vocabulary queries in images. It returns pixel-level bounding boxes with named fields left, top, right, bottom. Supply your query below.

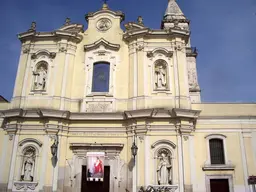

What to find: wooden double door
left=210, top=179, right=230, bottom=192
left=81, top=166, right=110, bottom=192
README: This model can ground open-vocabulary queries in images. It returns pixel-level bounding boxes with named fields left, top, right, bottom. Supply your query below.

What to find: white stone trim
left=60, top=53, right=70, bottom=110
left=133, top=47, right=138, bottom=110
left=7, top=135, right=19, bottom=190
left=189, top=135, right=196, bottom=192
left=52, top=135, right=60, bottom=191
left=145, top=135, right=149, bottom=186
left=84, top=46, right=119, bottom=96
left=0, top=135, right=8, bottom=182
left=252, top=132, right=256, bottom=174
left=28, top=52, right=55, bottom=96
left=239, top=132, right=250, bottom=192
left=21, top=54, right=32, bottom=97
left=173, top=48, right=180, bottom=108
left=152, top=139, right=177, bottom=186
left=16, top=139, right=42, bottom=183
left=205, top=134, right=229, bottom=166
left=149, top=55, right=173, bottom=94
left=133, top=136, right=137, bottom=192
left=39, top=135, right=49, bottom=190
left=177, top=136, right=184, bottom=192
left=205, top=174, right=234, bottom=192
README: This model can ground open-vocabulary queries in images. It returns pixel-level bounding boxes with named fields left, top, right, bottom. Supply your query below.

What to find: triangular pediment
left=84, top=38, right=120, bottom=52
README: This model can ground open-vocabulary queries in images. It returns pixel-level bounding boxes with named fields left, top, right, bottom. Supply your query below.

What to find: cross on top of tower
left=102, top=0, right=109, bottom=10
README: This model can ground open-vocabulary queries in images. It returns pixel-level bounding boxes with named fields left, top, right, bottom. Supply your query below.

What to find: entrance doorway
left=210, top=179, right=230, bottom=192
left=81, top=166, right=110, bottom=192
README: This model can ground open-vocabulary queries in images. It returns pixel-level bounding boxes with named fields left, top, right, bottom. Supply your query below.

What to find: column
left=189, top=135, right=196, bottom=192
left=7, top=135, right=19, bottom=191
left=52, top=135, right=61, bottom=192
left=177, top=135, right=184, bottom=192
left=240, top=132, right=250, bottom=192
left=39, top=135, right=50, bottom=191
left=144, top=135, right=149, bottom=186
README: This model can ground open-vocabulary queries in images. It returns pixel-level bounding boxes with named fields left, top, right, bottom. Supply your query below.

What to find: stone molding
left=18, top=30, right=83, bottom=43
left=123, top=28, right=189, bottom=41
left=0, top=108, right=202, bottom=122
left=202, top=164, right=235, bottom=171
left=151, top=140, right=176, bottom=149
left=84, top=38, right=120, bottom=52
left=13, top=181, right=38, bottom=191
left=70, top=143, right=124, bottom=158
left=139, top=185, right=178, bottom=192
left=85, top=9, right=125, bottom=22
left=147, top=48, right=173, bottom=59
left=19, top=138, right=43, bottom=147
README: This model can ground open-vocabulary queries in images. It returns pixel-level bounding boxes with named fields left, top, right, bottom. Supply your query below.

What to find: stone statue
left=155, top=65, right=167, bottom=89
left=21, top=150, right=35, bottom=182
left=137, top=16, right=144, bottom=25
left=157, top=153, right=172, bottom=185
left=33, top=66, right=47, bottom=90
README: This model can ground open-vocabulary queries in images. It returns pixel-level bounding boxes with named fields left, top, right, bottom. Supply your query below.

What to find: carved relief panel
left=187, top=57, right=200, bottom=91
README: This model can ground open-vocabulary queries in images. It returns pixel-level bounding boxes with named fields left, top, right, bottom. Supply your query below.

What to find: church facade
left=0, top=1, right=256, bottom=192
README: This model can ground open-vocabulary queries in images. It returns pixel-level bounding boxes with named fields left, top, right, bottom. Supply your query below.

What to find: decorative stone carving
left=97, top=18, right=112, bottom=32
left=32, top=62, right=47, bottom=91
left=49, top=52, right=56, bottom=59
left=28, top=21, right=36, bottom=32
left=157, top=153, right=172, bottom=185
left=137, top=16, right=144, bottom=25
left=86, top=101, right=113, bottom=112
left=139, top=185, right=178, bottom=192
left=59, top=46, right=67, bottom=52
left=154, top=60, right=168, bottom=90
left=23, top=47, right=30, bottom=54
left=188, top=68, right=200, bottom=91
left=21, top=146, right=36, bottom=182
left=14, top=181, right=38, bottom=190
left=136, top=42, right=144, bottom=51
left=65, top=17, right=71, bottom=25
left=8, top=134, right=14, bottom=141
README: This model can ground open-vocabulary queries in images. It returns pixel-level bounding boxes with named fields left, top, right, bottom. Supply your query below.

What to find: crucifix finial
left=102, top=0, right=109, bottom=10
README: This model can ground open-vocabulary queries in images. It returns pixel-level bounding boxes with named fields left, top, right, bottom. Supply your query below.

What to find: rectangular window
left=209, top=139, right=225, bottom=164
left=92, top=62, right=110, bottom=92
left=210, top=179, right=229, bottom=192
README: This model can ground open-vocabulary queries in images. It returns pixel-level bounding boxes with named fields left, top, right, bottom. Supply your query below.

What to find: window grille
left=209, top=139, right=225, bottom=164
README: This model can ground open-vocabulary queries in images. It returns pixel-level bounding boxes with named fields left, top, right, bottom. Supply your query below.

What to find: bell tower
left=162, top=0, right=201, bottom=103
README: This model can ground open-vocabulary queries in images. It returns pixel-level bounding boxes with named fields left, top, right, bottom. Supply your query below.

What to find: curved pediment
left=151, top=139, right=176, bottom=149
left=58, top=23, right=84, bottom=33
left=85, top=8, right=125, bottom=23
left=84, top=38, right=120, bottom=52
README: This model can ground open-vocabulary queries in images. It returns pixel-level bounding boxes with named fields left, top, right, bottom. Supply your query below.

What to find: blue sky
left=0, top=0, right=255, bottom=102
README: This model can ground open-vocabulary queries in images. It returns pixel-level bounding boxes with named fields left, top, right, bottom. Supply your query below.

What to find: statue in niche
left=157, top=153, right=172, bottom=185
left=21, top=147, right=36, bottom=182
left=155, top=61, right=167, bottom=90
left=33, top=63, right=47, bottom=91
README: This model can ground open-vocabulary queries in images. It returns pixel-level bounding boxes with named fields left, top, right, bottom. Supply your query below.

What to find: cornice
left=172, top=108, right=201, bottom=119
left=0, top=108, right=202, bottom=121
left=18, top=30, right=83, bottom=43
left=123, top=28, right=190, bottom=41
left=84, top=38, right=120, bottom=52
